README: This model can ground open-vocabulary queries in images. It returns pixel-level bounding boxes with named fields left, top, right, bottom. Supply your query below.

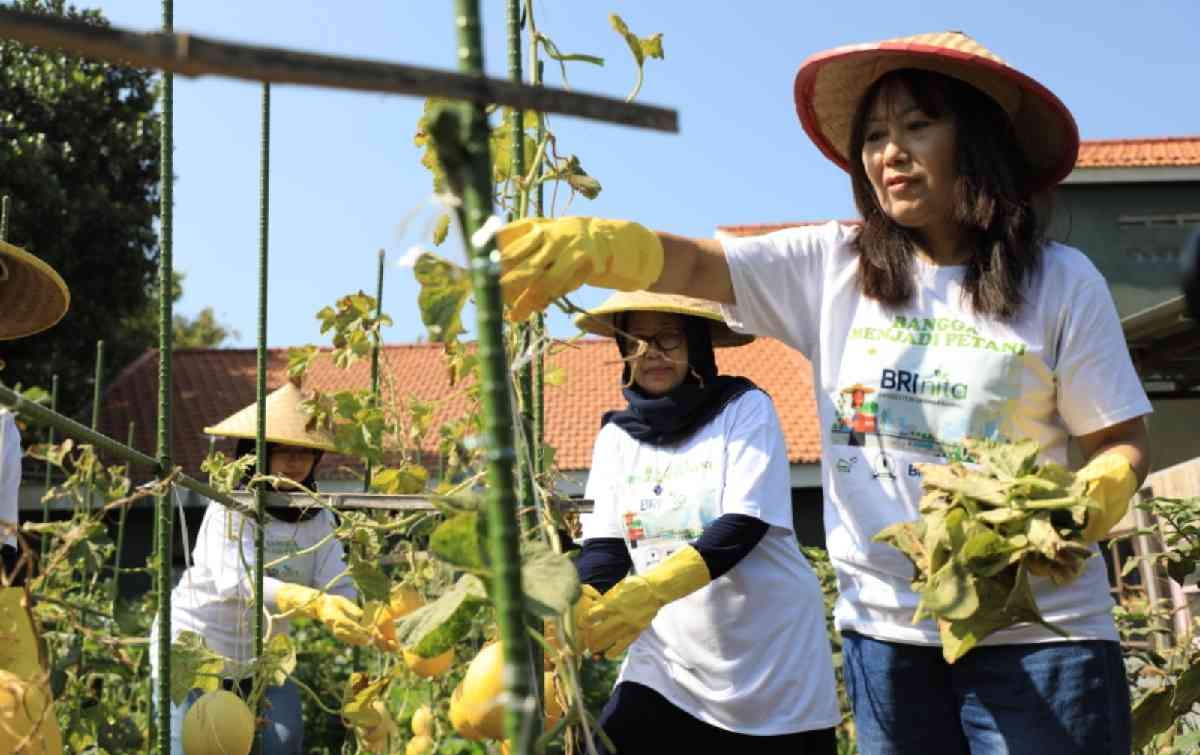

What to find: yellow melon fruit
left=403, top=648, right=455, bottom=678
left=411, top=704, right=434, bottom=737
left=181, top=689, right=255, bottom=755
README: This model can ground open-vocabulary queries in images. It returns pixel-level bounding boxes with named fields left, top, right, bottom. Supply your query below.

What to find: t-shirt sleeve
left=720, top=223, right=840, bottom=359
left=581, top=425, right=625, bottom=541
left=1055, top=279, right=1153, bottom=436
left=719, top=391, right=794, bottom=532
left=313, top=512, right=356, bottom=600
left=0, top=414, right=20, bottom=549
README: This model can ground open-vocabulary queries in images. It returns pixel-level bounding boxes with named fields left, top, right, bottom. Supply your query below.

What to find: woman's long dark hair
left=848, top=68, right=1049, bottom=321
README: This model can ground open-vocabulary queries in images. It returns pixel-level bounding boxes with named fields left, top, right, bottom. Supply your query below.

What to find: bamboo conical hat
left=794, top=30, right=1079, bottom=190
left=203, top=382, right=336, bottom=452
left=0, top=239, right=70, bottom=340
left=573, top=290, right=753, bottom=348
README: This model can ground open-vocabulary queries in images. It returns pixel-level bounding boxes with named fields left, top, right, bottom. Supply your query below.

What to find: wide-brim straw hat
left=0, top=239, right=70, bottom=340
left=573, top=291, right=754, bottom=348
left=794, top=31, right=1079, bottom=191
left=203, top=382, right=337, bottom=452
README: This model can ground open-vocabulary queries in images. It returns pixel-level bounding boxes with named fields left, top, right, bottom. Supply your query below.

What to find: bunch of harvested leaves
left=874, top=438, right=1100, bottom=662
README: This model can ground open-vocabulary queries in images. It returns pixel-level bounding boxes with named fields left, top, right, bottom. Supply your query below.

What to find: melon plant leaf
left=413, top=252, right=471, bottom=344
left=394, top=574, right=489, bottom=657
left=169, top=631, right=224, bottom=705
left=520, top=540, right=581, bottom=618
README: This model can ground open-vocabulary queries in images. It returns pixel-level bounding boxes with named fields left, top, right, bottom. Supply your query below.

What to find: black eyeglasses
left=620, top=330, right=685, bottom=353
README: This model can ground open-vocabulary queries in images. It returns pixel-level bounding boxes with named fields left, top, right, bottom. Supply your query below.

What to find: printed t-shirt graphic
left=618, top=458, right=720, bottom=574
left=832, top=311, right=1025, bottom=463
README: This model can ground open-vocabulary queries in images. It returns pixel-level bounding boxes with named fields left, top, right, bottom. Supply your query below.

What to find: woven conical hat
left=0, top=239, right=70, bottom=340
left=794, top=30, right=1078, bottom=190
left=203, top=382, right=336, bottom=452
left=573, top=290, right=753, bottom=347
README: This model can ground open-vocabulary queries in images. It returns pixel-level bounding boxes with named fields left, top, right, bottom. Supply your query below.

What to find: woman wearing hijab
left=152, top=381, right=377, bottom=754
left=497, top=31, right=1149, bottom=755
left=572, top=291, right=838, bottom=754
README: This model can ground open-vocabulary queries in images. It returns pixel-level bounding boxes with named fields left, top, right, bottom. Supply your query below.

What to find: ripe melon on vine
left=181, top=689, right=255, bottom=755
left=450, top=642, right=565, bottom=741
left=411, top=704, right=434, bottom=736
left=403, top=647, right=455, bottom=678
left=405, top=734, right=435, bottom=755
left=0, top=670, right=62, bottom=755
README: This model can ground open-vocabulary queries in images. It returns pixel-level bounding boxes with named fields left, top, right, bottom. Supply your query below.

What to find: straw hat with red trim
left=0, top=240, right=70, bottom=341
left=203, top=381, right=337, bottom=452
left=574, top=290, right=753, bottom=348
left=793, top=30, right=1079, bottom=190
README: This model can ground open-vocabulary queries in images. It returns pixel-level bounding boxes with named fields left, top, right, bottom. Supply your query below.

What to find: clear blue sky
left=94, top=0, right=1199, bottom=350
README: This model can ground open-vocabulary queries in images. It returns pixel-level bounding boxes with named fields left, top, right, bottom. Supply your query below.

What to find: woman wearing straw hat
left=0, top=238, right=70, bottom=578
left=0, top=239, right=69, bottom=753
left=571, top=291, right=838, bottom=753
left=496, top=31, right=1149, bottom=755
left=152, top=382, right=380, bottom=754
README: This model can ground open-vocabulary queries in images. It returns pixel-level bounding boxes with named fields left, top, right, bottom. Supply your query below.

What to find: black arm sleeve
left=575, top=538, right=633, bottom=595
left=690, top=513, right=769, bottom=580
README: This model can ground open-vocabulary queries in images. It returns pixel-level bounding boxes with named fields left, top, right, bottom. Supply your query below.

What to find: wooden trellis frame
left=0, top=3, right=675, bottom=753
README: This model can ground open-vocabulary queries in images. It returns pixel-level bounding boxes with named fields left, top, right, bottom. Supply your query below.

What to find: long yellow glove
left=582, top=546, right=710, bottom=660
left=497, top=217, right=665, bottom=321
left=276, top=584, right=371, bottom=646
left=1078, top=452, right=1139, bottom=542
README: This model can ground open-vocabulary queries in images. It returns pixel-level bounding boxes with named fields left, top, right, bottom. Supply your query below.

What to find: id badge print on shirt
left=832, top=307, right=1026, bottom=465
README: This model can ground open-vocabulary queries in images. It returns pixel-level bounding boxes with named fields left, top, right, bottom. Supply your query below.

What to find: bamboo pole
left=439, top=2, right=534, bottom=749
left=252, top=81, right=271, bottom=755
left=0, top=7, right=677, bottom=133
left=154, top=0, right=176, bottom=747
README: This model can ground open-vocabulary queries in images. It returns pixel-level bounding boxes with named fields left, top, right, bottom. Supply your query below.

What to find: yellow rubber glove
left=1078, top=452, right=1139, bottom=542
left=276, top=584, right=371, bottom=646
left=582, top=546, right=710, bottom=660
left=497, top=217, right=665, bottom=321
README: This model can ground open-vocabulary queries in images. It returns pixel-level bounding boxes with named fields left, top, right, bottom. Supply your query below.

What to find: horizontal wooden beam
left=0, top=8, right=677, bottom=133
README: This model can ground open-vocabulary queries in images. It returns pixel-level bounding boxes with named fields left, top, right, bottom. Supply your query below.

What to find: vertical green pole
left=0, top=195, right=8, bottom=240
left=443, top=2, right=533, bottom=750
left=90, top=340, right=104, bottom=432
left=363, top=248, right=385, bottom=493
left=508, top=0, right=536, bottom=524
left=41, top=375, right=58, bottom=560
left=155, top=0, right=176, bottom=750
left=111, top=421, right=135, bottom=602
left=529, top=56, right=547, bottom=477
left=253, top=82, right=271, bottom=755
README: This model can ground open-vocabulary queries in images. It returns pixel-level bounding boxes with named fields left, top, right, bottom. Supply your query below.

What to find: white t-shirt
left=721, top=222, right=1153, bottom=646
left=582, top=390, right=840, bottom=735
left=152, top=502, right=356, bottom=675
left=0, top=409, right=20, bottom=549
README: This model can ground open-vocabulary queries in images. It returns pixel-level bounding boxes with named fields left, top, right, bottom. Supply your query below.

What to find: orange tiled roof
left=1076, top=137, right=1200, bottom=168
left=101, top=339, right=821, bottom=478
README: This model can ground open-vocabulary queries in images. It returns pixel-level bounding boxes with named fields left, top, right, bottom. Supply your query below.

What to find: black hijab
left=233, top=439, right=324, bottom=522
left=602, top=312, right=759, bottom=447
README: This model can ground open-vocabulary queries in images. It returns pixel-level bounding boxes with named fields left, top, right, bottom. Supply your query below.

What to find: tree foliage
left=0, top=0, right=161, bottom=415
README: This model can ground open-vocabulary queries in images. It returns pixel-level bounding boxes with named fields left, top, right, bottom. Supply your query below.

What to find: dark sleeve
left=1, top=544, right=25, bottom=587
left=691, top=513, right=769, bottom=580
left=575, top=538, right=632, bottom=595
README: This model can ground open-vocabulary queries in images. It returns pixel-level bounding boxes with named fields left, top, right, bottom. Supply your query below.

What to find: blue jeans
left=842, top=631, right=1130, bottom=755
left=163, top=680, right=304, bottom=754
